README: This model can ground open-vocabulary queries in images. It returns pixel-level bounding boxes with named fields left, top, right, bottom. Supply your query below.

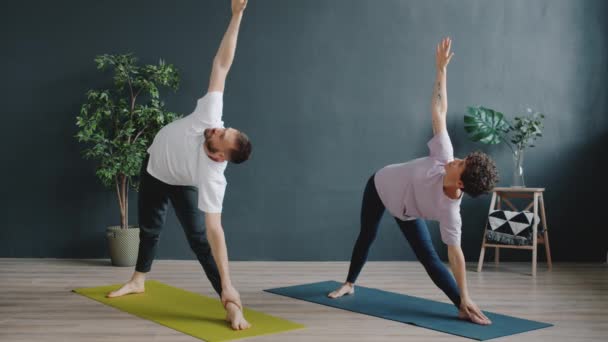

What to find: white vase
left=511, top=148, right=525, bottom=188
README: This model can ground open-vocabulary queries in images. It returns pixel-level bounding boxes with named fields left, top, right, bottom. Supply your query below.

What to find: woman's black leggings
left=346, top=175, right=462, bottom=308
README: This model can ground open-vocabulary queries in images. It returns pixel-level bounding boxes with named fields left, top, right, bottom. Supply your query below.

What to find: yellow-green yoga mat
left=73, top=280, right=304, bottom=342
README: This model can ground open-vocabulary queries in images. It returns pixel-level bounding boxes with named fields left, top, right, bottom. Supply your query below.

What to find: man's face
left=204, top=127, right=238, bottom=161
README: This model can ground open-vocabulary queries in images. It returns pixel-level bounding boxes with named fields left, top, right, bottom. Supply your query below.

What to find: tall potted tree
left=76, top=54, right=180, bottom=266
left=464, top=106, right=545, bottom=187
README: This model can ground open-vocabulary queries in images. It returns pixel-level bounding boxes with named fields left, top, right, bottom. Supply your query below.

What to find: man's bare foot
left=327, top=282, right=354, bottom=299
left=106, top=277, right=145, bottom=298
left=458, top=310, right=492, bottom=325
left=225, top=302, right=251, bottom=330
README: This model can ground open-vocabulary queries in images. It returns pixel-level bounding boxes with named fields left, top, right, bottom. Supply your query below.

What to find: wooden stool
left=477, top=187, right=552, bottom=277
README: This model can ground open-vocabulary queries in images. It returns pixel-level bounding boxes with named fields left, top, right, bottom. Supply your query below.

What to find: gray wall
left=1, top=0, right=606, bottom=262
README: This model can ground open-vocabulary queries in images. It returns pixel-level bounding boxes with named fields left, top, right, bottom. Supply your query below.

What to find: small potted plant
left=464, top=106, right=545, bottom=187
left=76, top=54, right=180, bottom=266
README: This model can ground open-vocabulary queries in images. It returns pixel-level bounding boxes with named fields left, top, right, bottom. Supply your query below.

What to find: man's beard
left=205, top=139, right=218, bottom=153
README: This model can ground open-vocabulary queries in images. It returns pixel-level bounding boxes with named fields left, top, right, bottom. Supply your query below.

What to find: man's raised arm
left=208, top=0, right=247, bottom=93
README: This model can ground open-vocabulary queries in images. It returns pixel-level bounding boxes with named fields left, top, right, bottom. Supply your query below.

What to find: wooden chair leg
left=543, top=231, right=552, bottom=270
left=532, top=193, right=539, bottom=277
left=532, top=245, right=537, bottom=277
left=479, top=192, right=497, bottom=273
left=478, top=224, right=488, bottom=273
left=478, top=244, right=486, bottom=272
left=540, top=194, right=552, bottom=270
left=494, top=194, right=501, bottom=265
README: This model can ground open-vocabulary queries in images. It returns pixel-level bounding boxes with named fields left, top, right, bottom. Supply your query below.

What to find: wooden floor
left=1, top=259, right=607, bottom=342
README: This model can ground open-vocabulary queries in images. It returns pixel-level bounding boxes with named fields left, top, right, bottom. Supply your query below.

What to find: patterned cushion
left=486, top=210, right=542, bottom=246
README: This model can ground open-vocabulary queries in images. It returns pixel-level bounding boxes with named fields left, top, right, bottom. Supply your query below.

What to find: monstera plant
left=75, top=54, right=180, bottom=265
left=464, top=106, right=545, bottom=187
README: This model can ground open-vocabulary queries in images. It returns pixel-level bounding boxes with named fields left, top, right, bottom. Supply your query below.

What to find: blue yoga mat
left=265, top=280, right=552, bottom=341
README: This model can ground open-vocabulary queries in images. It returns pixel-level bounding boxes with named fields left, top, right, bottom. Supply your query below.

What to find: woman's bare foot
left=327, top=282, right=355, bottom=299
left=225, top=302, right=251, bottom=330
left=106, top=272, right=146, bottom=298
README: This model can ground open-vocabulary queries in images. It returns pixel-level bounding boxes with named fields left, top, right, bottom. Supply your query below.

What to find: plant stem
left=498, top=132, right=515, bottom=154
left=116, top=175, right=125, bottom=228
left=121, top=174, right=127, bottom=229
left=133, top=125, right=148, bottom=144
left=125, top=177, right=129, bottom=229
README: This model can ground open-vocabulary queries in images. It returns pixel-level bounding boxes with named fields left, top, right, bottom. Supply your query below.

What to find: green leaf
left=464, top=106, right=510, bottom=145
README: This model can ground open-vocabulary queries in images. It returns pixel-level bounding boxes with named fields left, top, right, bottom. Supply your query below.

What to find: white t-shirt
left=374, top=130, right=463, bottom=245
left=146, top=92, right=227, bottom=213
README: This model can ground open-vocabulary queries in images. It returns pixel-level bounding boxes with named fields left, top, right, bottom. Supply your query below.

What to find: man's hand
left=436, top=37, right=454, bottom=71
left=221, top=284, right=242, bottom=309
left=232, top=0, right=247, bottom=15
left=459, top=297, right=492, bottom=325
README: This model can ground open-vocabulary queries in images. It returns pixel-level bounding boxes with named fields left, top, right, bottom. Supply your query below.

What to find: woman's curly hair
left=461, top=151, right=499, bottom=198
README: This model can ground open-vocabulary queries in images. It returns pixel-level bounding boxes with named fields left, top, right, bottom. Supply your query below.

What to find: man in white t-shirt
left=107, top=0, right=253, bottom=331
left=328, top=38, right=498, bottom=326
